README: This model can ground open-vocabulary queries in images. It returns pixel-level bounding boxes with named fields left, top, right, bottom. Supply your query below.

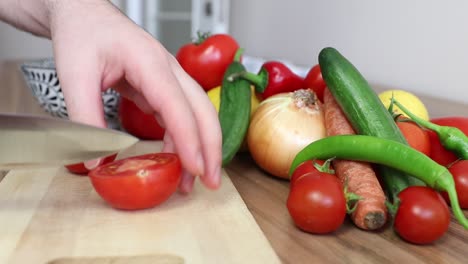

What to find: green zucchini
left=219, top=50, right=251, bottom=165
left=318, top=47, right=425, bottom=202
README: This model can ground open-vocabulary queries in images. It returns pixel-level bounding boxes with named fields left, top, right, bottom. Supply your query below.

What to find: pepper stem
left=390, top=98, right=439, bottom=131
left=233, top=48, right=244, bottom=62
left=391, top=97, right=468, bottom=159
left=227, top=67, right=268, bottom=93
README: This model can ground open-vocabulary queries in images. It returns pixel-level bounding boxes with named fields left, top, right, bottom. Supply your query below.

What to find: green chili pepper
left=391, top=98, right=468, bottom=160
left=289, top=134, right=468, bottom=229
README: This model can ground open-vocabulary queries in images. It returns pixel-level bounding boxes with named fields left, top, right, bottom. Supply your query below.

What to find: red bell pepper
left=231, top=61, right=304, bottom=99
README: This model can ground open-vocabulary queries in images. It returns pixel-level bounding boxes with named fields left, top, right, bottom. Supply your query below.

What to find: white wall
left=1, top=0, right=467, bottom=105
left=230, top=0, right=468, bottom=105
left=0, top=22, right=53, bottom=60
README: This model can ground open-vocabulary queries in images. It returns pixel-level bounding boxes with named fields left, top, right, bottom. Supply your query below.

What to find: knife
left=0, top=113, right=139, bottom=169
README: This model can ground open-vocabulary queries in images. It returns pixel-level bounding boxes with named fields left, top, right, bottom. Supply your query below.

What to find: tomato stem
left=343, top=177, right=362, bottom=214
left=313, top=157, right=335, bottom=174
left=194, top=31, right=211, bottom=45
left=385, top=198, right=400, bottom=219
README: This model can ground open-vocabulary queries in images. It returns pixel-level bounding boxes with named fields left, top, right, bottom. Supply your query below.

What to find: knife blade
left=0, top=113, right=139, bottom=169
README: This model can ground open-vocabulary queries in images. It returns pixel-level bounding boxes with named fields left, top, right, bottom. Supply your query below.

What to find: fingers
left=168, top=56, right=222, bottom=190
left=179, top=172, right=196, bottom=194
left=162, top=133, right=195, bottom=193
left=127, top=47, right=222, bottom=191
left=128, top=45, right=206, bottom=187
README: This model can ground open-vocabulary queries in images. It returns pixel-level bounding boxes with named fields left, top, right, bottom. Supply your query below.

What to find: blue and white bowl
left=20, top=59, right=120, bottom=128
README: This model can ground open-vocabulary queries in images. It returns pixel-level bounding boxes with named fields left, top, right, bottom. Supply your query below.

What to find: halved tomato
left=88, top=153, right=182, bottom=210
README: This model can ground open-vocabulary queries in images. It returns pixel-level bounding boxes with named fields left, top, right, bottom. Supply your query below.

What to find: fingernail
left=196, top=153, right=205, bottom=177
left=179, top=172, right=195, bottom=194
left=210, top=165, right=222, bottom=188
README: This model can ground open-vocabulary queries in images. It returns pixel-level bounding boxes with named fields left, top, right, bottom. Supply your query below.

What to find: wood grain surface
left=1, top=60, right=468, bottom=264
left=0, top=141, right=280, bottom=264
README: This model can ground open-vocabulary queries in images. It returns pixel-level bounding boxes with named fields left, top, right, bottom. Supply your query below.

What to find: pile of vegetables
left=173, top=33, right=468, bottom=245
left=288, top=47, right=468, bottom=244
left=101, top=32, right=468, bottom=245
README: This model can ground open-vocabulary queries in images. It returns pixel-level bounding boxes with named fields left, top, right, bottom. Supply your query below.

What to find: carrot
left=323, top=88, right=388, bottom=230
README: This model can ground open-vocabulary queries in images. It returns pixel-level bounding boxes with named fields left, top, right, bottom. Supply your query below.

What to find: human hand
left=48, top=1, right=222, bottom=193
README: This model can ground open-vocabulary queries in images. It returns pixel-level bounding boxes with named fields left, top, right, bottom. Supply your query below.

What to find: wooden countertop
left=1, top=60, right=468, bottom=264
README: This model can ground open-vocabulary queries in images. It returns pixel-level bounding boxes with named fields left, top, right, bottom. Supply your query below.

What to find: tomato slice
left=88, top=153, right=182, bottom=210
left=65, top=153, right=118, bottom=175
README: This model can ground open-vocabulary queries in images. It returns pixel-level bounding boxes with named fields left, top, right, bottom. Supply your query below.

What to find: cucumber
left=219, top=51, right=252, bottom=166
left=318, top=47, right=424, bottom=202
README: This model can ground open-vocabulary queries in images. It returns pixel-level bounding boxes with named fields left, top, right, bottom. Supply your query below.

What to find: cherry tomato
left=303, top=64, right=326, bottom=102
left=290, top=160, right=326, bottom=187
left=441, top=160, right=468, bottom=209
left=65, top=153, right=118, bottom=175
left=287, top=171, right=346, bottom=234
left=394, top=186, right=450, bottom=244
left=118, top=97, right=165, bottom=140
left=89, top=153, right=181, bottom=210
left=428, top=117, right=468, bottom=166
left=176, top=33, right=239, bottom=91
left=396, top=120, right=431, bottom=156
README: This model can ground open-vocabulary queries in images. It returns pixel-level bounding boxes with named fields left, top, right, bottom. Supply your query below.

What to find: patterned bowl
left=20, top=59, right=120, bottom=128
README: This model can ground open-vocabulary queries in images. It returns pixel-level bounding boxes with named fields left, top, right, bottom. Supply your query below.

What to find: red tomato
left=89, top=153, right=181, bottom=210
left=396, top=120, right=431, bottom=156
left=441, top=160, right=468, bottom=209
left=303, top=64, right=326, bottom=102
left=176, top=34, right=239, bottom=91
left=287, top=171, right=346, bottom=234
left=65, top=153, right=118, bottom=175
left=290, top=160, right=326, bottom=187
left=118, top=97, right=165, bottom=140
left=394, top=186, right=450, bottom=244
left=428, top=117, right=468, bottom=166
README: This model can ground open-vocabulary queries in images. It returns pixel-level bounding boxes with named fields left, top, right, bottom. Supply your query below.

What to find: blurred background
left=1, top=0, right=467, bottom=105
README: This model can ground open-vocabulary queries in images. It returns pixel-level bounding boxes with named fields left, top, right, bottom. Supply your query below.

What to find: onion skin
left=247, top=89, right=326, bottom=179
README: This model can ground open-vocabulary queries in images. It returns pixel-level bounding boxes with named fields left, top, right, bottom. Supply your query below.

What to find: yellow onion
left=247, top=89, right=326, bottom=179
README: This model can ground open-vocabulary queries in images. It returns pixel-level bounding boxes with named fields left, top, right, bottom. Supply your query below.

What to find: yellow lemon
left=207, top=86, right=222, bottom=111
left=378, top=89, right=429, bottom=121
left=207, top=85, right=261, bottom=116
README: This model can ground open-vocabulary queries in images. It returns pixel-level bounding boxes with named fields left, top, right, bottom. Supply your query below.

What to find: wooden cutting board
left=0, top=141, right=281, bottom=264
